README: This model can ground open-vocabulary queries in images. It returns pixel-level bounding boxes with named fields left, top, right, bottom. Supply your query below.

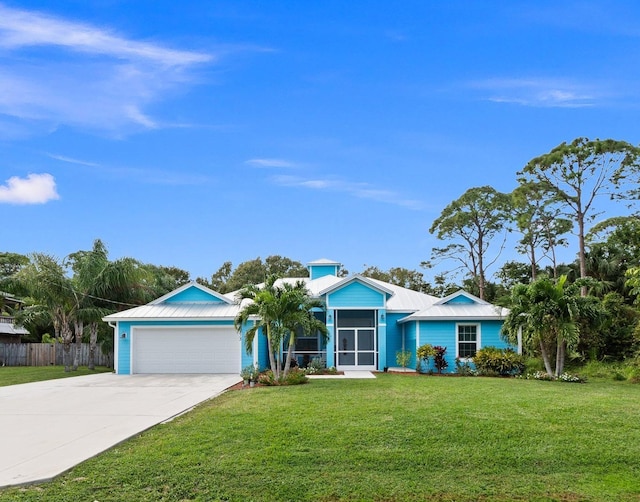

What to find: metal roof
left=398, top=303, right=509, bottom=323
left=103, top=302, right=239, bottom=321
left=0, top=319, right=29, bottom=335
left=103, top=268, right=473, bottom=322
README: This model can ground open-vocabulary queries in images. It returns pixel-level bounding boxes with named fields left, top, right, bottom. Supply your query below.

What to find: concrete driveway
left=0, top=372, right=241, bottom=488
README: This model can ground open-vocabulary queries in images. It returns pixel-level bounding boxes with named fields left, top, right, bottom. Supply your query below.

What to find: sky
left=2, top=0, right=640, bottom=283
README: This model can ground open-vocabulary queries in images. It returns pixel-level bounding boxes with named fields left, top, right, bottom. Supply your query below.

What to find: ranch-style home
left=103, top=259, right=516, bottom=375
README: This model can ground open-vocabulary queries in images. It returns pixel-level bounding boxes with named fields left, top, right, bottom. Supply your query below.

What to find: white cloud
left=470, top=77, right=597, bottom=108
left=0, top=173, right=59, bottom=204
left=272, top=174, right=423, bottom=210
left=0, top=3, right=214, bottom=135
left=246, top=158, right=299, bottom=168
left=0, top=4, right=212, bottom=66
left=45, top=153, right=99, bottom=167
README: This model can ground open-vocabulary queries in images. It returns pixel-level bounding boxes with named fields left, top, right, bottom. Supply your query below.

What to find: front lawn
left=2, top=374, right=639, bottom=501
left=0, top=366, right=112, bottom=387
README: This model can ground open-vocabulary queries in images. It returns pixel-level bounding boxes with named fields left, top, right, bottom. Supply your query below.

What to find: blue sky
left=2, top=1, right=640, bottom=282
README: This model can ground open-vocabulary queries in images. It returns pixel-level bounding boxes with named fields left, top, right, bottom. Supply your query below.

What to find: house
left=0, top=293, right=29, bottom=344
left=103, top=259, right=515, bottom=375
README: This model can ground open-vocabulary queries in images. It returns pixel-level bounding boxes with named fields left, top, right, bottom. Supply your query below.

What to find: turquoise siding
left=116, top=319, right=235, bottom=375
left=309, top=264, right=338, bottom=280
left=403, top=322, right=418, bottom=370
left=415, top=319, right=511, bottom=373
left=480, top=320, right=509, bottom=349
left=257, top=326, right=269, bottom=370
left=328, top=282, right=384, bottom=308
left=164, top=287, right=225, bottom=303
left=445, top=295, right=475, bottom=304
left=240, top=321, right=254, bottom=370
left=385, top=313, right=407, bottom=369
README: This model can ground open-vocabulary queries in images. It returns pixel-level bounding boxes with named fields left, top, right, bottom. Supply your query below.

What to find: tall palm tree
left=503, top=275, right=600, bottom=376
left=234, top=275, right=327, bottom=380
left=69, top=240, right=145, bottom=370
left=15, top=253, right=77, bottom=371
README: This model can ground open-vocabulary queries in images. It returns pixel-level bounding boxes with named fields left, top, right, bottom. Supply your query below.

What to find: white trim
left=455, top=322, right=481, bottom=361
left=108, top=322, right=119, bottom=374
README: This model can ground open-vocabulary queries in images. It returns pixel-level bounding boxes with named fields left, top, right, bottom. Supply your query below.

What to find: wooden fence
left=0, top=343, right=113, bottom=367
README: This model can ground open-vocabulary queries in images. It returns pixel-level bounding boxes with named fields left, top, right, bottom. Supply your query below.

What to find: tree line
left=2, top=137, right=640, bottom=374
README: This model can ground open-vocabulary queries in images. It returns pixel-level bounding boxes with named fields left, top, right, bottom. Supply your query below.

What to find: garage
left=131, top=326, right=240, bottom=374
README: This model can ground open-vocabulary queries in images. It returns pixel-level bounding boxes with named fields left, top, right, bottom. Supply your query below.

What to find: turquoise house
left=104, top=259, right=515, bottom=375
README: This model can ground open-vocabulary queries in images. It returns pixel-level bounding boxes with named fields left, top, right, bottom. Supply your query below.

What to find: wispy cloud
left=0, top=173, right=59, bottom=204
left=45, top=153, right=99, bottom=167
left=272, top=174, right=424, bottom=210
left=246, top=158, right=299, bottom=168
left=470, top=77, right=598, bottom=108
left=0, top=3, right=215, bottom=136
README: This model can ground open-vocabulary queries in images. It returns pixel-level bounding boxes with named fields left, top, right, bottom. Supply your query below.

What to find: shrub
left=258, top=369, right=309, bottom=386
left=473, top=347, right=524, bottom=376
left=304, top=357, right=326, bottom=375
left=416, top=344, right=435, bottom=373
left=455, top=357, right=476, bottom=376
left=396, top=350, right=412, bottom=369
left=433, top=346, right=448, bottom=374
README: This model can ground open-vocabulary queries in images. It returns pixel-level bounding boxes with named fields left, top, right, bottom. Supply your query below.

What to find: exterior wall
left=115, top=319, right=235, bottom=375
left=377, top=309, right=386, bottom=371
left=384, top=313, right=407, bottom=369
left=327, top=282, right=385, bottom=308
left=444, top=295, right=475, bottom=304
left=416, top=319, right=511, bottom=373
left=326, top=311, right=335, bottom=367
left=402, top=321, right=418, bottom=370
left=164, top=288, right=225, bottom=303
left=309, top=264, right=338, bottom=280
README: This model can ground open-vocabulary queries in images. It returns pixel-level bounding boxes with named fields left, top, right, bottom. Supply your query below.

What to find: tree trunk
left=88, top=322, right=99, bottom=370
left=73, top=320, right=84, bottom=371
left=60, top=321, right=74, bottom=372
left=283, top=336, right=295, bottom=378
left=555, top=340, right=566, bottom=377
left=265, top=325, right=278, bottom=380
left=539, top=340, right=554, bottom=376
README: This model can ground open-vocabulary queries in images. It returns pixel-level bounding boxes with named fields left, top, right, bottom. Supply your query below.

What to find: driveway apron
left=0, top=373, right=240, bottom=487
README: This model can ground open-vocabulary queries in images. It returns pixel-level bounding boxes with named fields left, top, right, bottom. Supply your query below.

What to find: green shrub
left=258, top=369, right=309, bottom=386
left=455, top=358, right=476, bottom=376
left=473, top=347, right=524, bottom=376
left=416, top=344, right=435, bottom=373
left=396, top=350, right=412, bottom=369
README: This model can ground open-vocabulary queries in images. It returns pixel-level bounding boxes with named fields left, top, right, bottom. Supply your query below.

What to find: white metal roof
left=398, top=303, right=509, bottom=323
left=103, top=302, right=239, bottom=321
left=0, top=320, right=29, bottom=335
left=103, top=266, right=468, bottom=322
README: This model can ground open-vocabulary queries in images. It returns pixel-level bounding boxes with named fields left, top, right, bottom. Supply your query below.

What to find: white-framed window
left=457, top=323, right=480, bottom=360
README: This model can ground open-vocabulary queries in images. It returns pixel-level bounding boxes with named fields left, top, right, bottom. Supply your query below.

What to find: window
left=457, top=324, right=478, bottom=359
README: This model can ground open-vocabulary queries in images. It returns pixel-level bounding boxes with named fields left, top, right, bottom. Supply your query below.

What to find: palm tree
left=15, top=253, right=77, bottom=371
left=234, top=275, right=327, bottom=380
left=502, top=275, right=601, bottom=377
left=69, top=240, right=145, bottom=370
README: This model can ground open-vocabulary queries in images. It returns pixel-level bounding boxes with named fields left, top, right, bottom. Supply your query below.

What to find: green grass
left=0, top=365, right=112, bottom=386
left=2, top=375, right=639, bottom=501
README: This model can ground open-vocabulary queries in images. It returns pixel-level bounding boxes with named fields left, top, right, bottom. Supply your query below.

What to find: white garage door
left=132, top=327, right=240, bottom=374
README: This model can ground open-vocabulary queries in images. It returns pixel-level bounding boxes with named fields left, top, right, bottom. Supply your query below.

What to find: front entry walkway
left=307, top=371, right=377, bottom=379
left=0, top=373, right=240, bottom=487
